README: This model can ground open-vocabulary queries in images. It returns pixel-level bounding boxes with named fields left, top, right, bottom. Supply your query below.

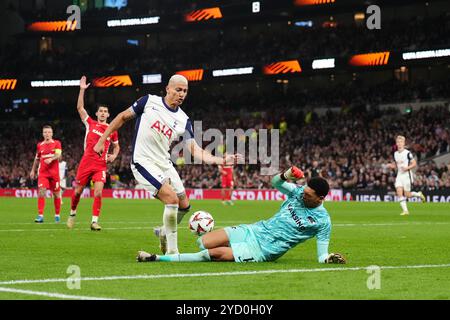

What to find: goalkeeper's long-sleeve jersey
left=249, top=175, right=331, bottom=262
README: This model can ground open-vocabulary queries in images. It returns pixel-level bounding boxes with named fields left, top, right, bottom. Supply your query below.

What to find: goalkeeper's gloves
left=282, top=166, right=304, bottom=181
left=325, top=253, right=347, bottom=264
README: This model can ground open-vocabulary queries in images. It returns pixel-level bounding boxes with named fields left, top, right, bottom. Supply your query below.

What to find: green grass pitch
left=0, top=198, right=449, bottom=300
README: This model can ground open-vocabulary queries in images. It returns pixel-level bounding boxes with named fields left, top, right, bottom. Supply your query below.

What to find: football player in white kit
left=386, top=135, right=426, bottom=215
left=94, top=75, right=241, bottom=254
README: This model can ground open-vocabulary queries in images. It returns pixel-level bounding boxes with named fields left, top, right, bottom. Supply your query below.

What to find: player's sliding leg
left=67, top=185, right=84, bottom=229
left=198, top=229, right=230, bottom=249
left=157, top=183, right=180, bottom=255
left=35, top=187, right=46, bottom=223
left=137, top=249, right=211, bottom=262
left=137, top=247, right=234, bottom=262
left=90, top=181, right=104, bottom=231
left=397, top=187, right=409, bottom=215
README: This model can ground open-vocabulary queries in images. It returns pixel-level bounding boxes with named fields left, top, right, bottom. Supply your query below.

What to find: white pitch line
left=0, top=220, right=250, bottom=226
left=0, top=286, right=119, bottom=300
left=1, top=263, right=449, bottom=286
left=1, top=221, right=449, bottom=232
left=334, top=222, right=450, bottom=227
left=0, top=226, right=221, bottom=232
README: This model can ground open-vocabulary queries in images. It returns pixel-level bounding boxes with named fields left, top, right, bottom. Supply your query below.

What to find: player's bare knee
left=165, top=194, right=178, bottom=205
left=38, top=188, right=46, bottom=197
left=209, top=248, right=233, bottom=262
left=208, top=248, right=222, bottom=260
left=162, top=192, right=179, bottom=205
left=93, top=189, right=102, bottom=198
left=53, top=191, right=61, bottom=198
left=74, top=186, right=83, bottom=196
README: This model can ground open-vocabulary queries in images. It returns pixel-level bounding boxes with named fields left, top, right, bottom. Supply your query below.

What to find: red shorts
left=221, top=178, right=234, bottom=188
left=38, top=175, right=60, bottom=192
left=76, top=157, right=107, bottom=186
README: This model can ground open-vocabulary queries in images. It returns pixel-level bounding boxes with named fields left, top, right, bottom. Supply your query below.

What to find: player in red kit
left=67, top=76, right=120, bottom=231
left=29, top=125, right=62, bottom=223
left=219, top=164, right=234, bottom=205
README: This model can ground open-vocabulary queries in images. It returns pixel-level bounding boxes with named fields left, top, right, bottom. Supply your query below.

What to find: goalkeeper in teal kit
left=137, top=166, right=346, bottom=264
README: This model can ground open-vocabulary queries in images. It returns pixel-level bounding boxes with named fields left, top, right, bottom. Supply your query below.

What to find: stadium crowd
left=1, top=101, right=449, bottom=191
left=1, top=3, right=449, bottom=192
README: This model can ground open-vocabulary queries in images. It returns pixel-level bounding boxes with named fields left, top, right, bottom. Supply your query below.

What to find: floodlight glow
left=212, top=67, right=254, bottom=77
left=312, top=58, right=335, bottom=69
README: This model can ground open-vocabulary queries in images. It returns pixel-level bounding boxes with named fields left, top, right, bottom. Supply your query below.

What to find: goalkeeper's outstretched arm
left=317, top=240, right=346, bottom=264
left=271, top=166, right=305, bottom=196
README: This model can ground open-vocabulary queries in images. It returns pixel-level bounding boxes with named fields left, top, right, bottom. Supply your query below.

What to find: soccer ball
left=188, top=211, right=214, bottom=236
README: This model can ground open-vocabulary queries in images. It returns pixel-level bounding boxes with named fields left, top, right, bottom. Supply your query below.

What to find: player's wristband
left=282, top=168, right=291, bottom=180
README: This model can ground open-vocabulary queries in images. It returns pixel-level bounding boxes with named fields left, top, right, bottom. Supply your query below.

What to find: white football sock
left=410, top=191, right=420, bottom=197
left=399, top=197, right=408, bottom=212
left=163, top=204, right=179, bottom=254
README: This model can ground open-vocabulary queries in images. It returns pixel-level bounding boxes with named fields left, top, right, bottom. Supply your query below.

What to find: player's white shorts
left=395, top=174, right=413, bottom=192
left=131, top=160, right=185, bottom=197
left=60, top=178, right=67, bottom=189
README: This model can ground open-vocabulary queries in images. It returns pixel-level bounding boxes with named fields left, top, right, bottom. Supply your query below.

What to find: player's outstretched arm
left=187, top=140, right=242, bottom=165
left=316, top=230, right=346, bottom=264
left=94, top=108, right=135, bottom=156
left=77, top=76, right=90, bottom=121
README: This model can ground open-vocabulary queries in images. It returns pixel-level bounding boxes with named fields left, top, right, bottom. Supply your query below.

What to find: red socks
left=38, top=197, right=45, bottom=215
left=54, top=197, right=61, bottom=215
left=93, top=197, right=102, bottom=217
left=71, top=193, right=81, bottom=211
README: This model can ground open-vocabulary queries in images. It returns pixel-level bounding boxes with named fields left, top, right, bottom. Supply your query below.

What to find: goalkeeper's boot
left=153, top=226, right=167, bottom=255
left=90, top=222, right=102, bottom=231
left=54, top=215, right=60, bottom=223
left=34, top=215, right=44, bottom=223
left=66, top=214, right=76, bottom=229
left=137, top=251, right=157, bottom=262
left=400, top=211, right=409, bottom=216
left=418, top=191, right=426, bottom=203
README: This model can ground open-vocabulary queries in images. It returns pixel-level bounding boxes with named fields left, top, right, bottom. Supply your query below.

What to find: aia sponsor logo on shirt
left=151, top=120, right=173, bottom=140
